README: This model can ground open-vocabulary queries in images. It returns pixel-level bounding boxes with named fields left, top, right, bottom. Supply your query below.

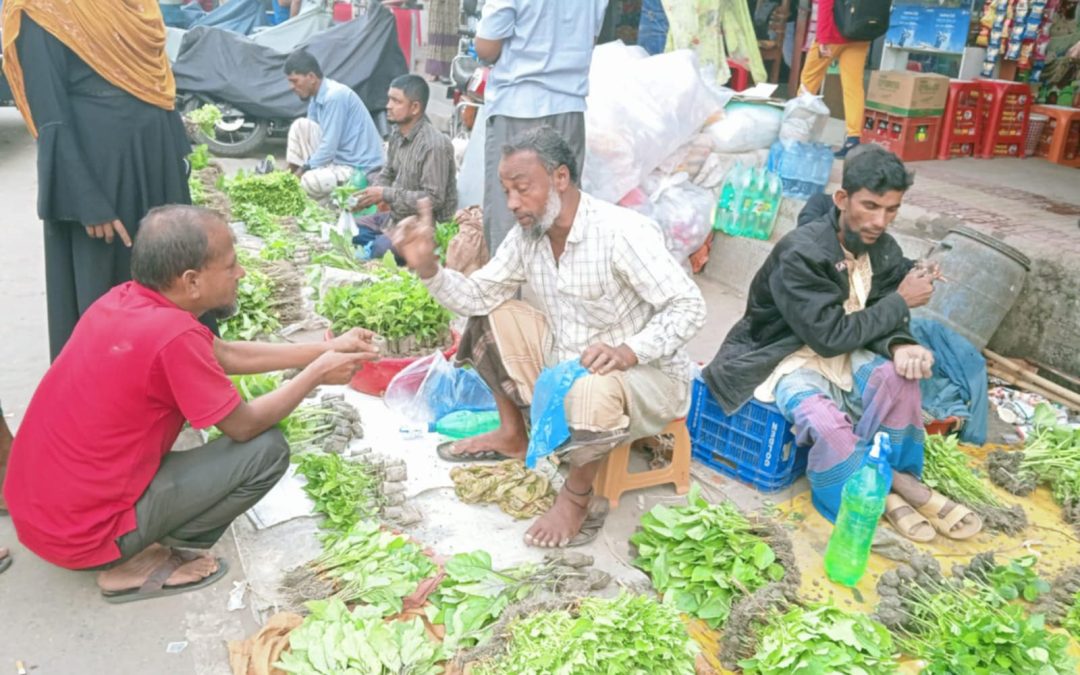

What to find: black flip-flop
left=0, top=554, right=11, bottom=574
left=101, top=549, right=229, bottom=604
left=436, top=440, right=510, bottom=463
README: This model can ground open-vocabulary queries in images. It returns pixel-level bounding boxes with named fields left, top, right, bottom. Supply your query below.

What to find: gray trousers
left=483, top=112, right=586, bottom=252
left=96, top=429, right=289, bottom=568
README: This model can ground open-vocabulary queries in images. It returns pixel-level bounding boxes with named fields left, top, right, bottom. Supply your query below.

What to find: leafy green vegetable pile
left=189, top=144, right=211, bottom=171
left=234, top=202, right=285, bottom=240
left=988, top=403, right=1080, bottom=523
left=187, top=103, right=223, bottom=137
left=875, top=554, right=1075, bottom=675
left=295, top=452, right=381, bottom=534
left=922, top=434, right=1026, bottom=533
left=218, top=252, right=281, bottom=341
left=434, top=220, right=458, bottom=265
left=630, top=484, right=785, bottom=628
left=469, top=592, right=698, bottom=675
left=225, top=170, right=309, bottom=217
left=309, top=521, right=436, bottom=615
left=738, top=604, right=898, bottom=674
left=188, top=175, right=207, bottom=206
left=276, top=599, right=443, bottom=675
left=317, top=257, right=452, bottom=354
left=956, top=552, right=1051, bottom=603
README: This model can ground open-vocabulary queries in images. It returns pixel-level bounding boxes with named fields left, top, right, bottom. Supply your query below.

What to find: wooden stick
left=987, top=366, right=1080, bottom=412
left=983, top=348, right=1080, bottom=408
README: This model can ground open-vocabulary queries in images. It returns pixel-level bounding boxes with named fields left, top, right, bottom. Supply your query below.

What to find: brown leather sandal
left=915, top=490, right=983, bottom=540
left=884, top=494, right=936, bottom=543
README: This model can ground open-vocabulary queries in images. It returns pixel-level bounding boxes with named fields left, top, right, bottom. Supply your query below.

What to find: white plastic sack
left=780, top=92, right=830, bottom=143
left=705, top=103, right=783, bottom=153
left=642, top=173, right=715, bottom=269
left=583, top=43, right=721, bottom=203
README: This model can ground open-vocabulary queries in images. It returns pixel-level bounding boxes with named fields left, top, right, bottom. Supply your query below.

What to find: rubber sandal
left=436, top=441, right=510, bottom=463
left=101, top=549, right=229, bottom=604
left=0, top=551, right=11, bottom=574
left=915, top=490, right=983, bottom=540
left=884, top=494, right=935, bottom=543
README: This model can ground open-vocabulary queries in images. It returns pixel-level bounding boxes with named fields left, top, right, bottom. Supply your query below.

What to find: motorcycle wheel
left=182, top=99, right=269, bottom=158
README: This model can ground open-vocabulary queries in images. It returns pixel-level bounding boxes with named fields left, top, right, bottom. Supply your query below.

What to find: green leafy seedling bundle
left=317, top=255, right=452, bottom=354
left=187, top=104, right=223, bottom=137
left=275, top=598, right=444, bottom=675
left=218, top=252, right=281, bottom=341
left=225, top=170, right=309, bottom=217
left=308, top=521, right=436, bottom=616
left=434, top=220, right=459, bottom=265
left=739, top=603, right=898, bottom=674
left=294, top=452, right=381, bottom=534
left=630, top=483, right=785, bottom=628
left=469, top=592, right=698, bottom=675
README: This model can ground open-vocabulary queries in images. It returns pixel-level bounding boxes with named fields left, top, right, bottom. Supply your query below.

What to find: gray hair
left=501, top=126, right=580, bottom=186
left=131, top=205, right=223, bottom=291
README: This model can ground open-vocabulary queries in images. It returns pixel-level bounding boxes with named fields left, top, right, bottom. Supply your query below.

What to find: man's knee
left=791, top=392, right=854, bottom=437
left=565, top=373, right=629, bottom=431
left=244, top=428, right=290, bottom=483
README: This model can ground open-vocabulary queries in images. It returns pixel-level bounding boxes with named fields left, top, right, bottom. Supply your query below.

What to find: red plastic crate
left=861, top=107, right=941, bottom=162
left=937, top=80, right=984, bottom=160
left=976, top=78, right=1033, bottom=159
left=1031, top=104, right=1080, bottom=168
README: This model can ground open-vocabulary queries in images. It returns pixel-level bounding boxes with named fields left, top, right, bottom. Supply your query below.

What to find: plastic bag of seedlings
left=385, top=351, right=496, bottom=423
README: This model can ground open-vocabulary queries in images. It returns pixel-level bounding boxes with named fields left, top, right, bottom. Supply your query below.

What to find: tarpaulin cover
left=181, top=0, right=267, bottom=35
left=172, top=4, right=407, bottom=119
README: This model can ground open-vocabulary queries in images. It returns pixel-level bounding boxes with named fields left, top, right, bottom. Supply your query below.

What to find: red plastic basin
left=325, top=329, right=460, bottom=397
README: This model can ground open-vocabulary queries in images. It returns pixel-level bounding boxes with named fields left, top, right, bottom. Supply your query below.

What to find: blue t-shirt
left=476, top=0, right=608, bottom=119
left=307, top=78, right=384, bottom=171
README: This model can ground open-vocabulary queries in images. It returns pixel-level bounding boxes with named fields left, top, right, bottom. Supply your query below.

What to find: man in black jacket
left=703, top=148, right=981, bottom=542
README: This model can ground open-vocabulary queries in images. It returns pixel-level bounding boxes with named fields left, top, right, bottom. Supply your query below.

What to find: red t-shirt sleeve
left=157, top=330, right=242, bottom=429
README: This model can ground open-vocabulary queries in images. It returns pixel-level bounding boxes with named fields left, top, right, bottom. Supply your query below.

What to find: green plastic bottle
left=824, top=432, right=893, bottom=587
left=348, top=168, right=377, bottom=217
left=429, top=410, right=501, bottom=439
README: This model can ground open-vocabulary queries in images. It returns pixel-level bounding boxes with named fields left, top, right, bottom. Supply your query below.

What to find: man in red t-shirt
left=3, top=205, right=379, bottom=603
left=800, top=0, right=869, bottom=158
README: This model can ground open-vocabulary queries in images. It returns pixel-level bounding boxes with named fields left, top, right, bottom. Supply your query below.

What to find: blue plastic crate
left=688, top=378, right=808, bottom=492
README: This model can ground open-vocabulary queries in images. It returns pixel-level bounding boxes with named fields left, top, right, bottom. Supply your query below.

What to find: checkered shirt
left=423, top=192, right=706, bottom=384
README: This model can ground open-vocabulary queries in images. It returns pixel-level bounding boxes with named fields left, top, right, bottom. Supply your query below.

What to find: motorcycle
left=448, top=0, right=489, bottom=140
left=169, top=1, right=406, bottom=157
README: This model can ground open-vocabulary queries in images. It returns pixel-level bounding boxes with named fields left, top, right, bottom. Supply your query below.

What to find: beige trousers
left=286, top=118, right=354, bottom=200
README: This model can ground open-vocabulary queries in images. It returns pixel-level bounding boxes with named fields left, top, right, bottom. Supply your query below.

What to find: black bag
left=832, top=0, right=891, bottom=42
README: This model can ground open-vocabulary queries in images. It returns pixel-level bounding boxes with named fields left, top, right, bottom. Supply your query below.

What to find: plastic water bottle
left=812, top=144, right=834, bottom=195
left=787, top=142, right=807, bottom=199
left=347, top=168, right=377, bottom=217
left=429, top=410, right=501, bottom=439
left=714, top=164, right=740, bottom=233
left=824, top=432, right=893, bottom=587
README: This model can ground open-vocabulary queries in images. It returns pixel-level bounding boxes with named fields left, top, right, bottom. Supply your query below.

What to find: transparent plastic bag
left=644, top=173, right=716, bottom=269
left=780, top=92, right=830, bottom=143
left=384, top=351, right=496, bottom=424
left=706, top=103, right=783, bottom=153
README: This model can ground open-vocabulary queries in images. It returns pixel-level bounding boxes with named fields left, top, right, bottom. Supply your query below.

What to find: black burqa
left=15, top=17, right=192, bottom=361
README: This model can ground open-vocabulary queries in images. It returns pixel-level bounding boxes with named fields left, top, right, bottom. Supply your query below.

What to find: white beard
left=525, top=186, right=562, bottom=241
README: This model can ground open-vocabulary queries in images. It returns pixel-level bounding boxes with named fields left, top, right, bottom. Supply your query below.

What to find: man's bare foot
left=445, top=426, right=528, bottom=459
left=96, top=543, right=219, bottom=593
left=892, top=472, right=980, bottom=536
left=524, top=488, right=591, bottom=548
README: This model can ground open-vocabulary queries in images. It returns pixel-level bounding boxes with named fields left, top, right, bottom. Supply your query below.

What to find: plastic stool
left=593, top=419, right=691, bottom=509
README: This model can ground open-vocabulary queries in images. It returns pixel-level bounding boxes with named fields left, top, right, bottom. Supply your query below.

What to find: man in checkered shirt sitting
left=392, top=126, right=706, bottom=548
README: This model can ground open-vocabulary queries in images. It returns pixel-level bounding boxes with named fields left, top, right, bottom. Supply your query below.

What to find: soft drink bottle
left=714, top=164, right=740, bottom=233
left=347, top=168, right=377, bottom=217
left=430, top=410, right=501, bottom=439
left=823, top=432, right=893, bottom=587
left=755, top=171, right=782, bottom=240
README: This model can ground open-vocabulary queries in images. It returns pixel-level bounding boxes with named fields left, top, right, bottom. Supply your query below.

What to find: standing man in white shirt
left=392, top=127, right=705, bottom=549
left=474, top=0, right=608, bottom=252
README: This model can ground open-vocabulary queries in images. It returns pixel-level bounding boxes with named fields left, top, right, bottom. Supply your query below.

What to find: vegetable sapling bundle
left=922, top=434, right=1027, bottom=534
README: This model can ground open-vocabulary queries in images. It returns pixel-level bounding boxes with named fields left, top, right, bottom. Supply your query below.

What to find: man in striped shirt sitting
left=353, top=75, right=457, bottom=262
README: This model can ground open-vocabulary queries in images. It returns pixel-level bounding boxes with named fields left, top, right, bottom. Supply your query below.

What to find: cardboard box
left=866, top=71, right=950, bottom=117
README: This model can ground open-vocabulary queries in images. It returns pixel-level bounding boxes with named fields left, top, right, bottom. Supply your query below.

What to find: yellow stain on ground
left=687, top=442, right=1080, bottom=673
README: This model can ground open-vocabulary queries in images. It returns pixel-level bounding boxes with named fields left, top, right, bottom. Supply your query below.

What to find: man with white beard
left=392, top=127, right=706, bottom=548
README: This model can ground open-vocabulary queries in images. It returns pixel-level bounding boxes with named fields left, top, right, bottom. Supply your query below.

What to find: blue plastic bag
left=526, top=360, right=589, bottom=469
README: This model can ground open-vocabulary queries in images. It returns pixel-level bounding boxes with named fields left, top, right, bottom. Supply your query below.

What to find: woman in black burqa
left=3, top=2, right=193, bottom=360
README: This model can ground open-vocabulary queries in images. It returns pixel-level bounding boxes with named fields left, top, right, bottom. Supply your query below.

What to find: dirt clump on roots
left=264, top=260, right=306, bottom=325
left=716, top=513, right=803, bottom=669
left=978, top=502, right=1028, bottom=535
left=1035, top=565, right=1080, bottom=625
left=872, top=554, right=945, bottom=632
left=986, top=450, right=1038, bottom=496
left=277, top=564, right=336, bottom=615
